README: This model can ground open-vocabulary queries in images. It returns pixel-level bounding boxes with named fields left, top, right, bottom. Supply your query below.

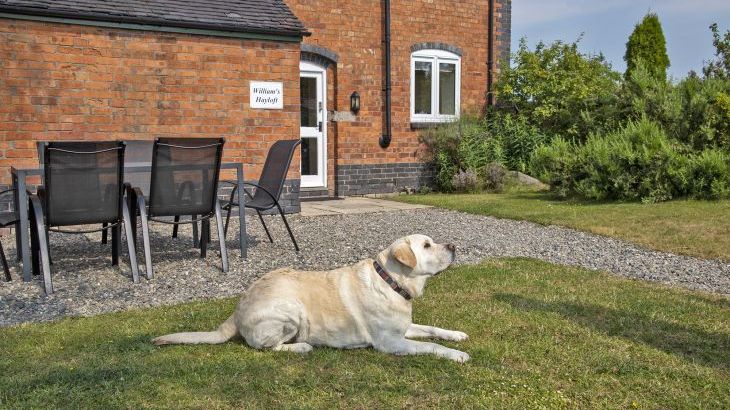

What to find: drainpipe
left=487, top=0, right=495, bottom=107
left=379, top=0, right=392, bottom=148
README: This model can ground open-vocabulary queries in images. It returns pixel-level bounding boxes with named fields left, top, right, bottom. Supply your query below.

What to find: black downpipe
left=380, top=0, right=392, bottom=148
left=487, top=0, right=495, bottom=107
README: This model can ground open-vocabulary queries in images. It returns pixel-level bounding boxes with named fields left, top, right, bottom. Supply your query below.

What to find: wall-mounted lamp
left=350, top=91, right=360, bottom=114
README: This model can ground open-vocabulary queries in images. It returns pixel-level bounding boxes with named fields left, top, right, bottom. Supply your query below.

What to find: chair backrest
left=43, top=141, right=125, bottom=227
left=254, top=140, right=301, bottom=205
left=148, top=138, right=225, bottom=217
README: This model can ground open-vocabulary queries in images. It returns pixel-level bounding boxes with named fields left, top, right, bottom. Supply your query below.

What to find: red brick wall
left=0, top=18, right=301, bottom=185
left=287, top=0, right=507, bottom=195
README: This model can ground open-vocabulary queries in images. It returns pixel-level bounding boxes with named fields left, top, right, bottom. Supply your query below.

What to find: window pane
left=300, top=77, right=317, bottom=127
left=439, top=63, right=456, bottom=115
left=301, top=137, right=318, bottom=176
left=414, top=61, right=432, bottom=114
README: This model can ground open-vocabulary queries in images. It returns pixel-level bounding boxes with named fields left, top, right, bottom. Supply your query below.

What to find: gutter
left=0, top=7, right=310, bottom=41
left=379, top=0, right=392, bottom=148
left=487, top=0, right=495, bottom=107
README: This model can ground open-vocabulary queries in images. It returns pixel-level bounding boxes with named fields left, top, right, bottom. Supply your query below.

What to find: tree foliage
left=624, top=13, right=670, bottom=81
left=704, top=23, right=730, bottom=79
left=496, top=38, right=621, bottom=140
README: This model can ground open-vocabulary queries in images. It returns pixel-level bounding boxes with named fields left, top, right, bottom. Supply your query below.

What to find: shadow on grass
left=494, top=293, right=730, bottom=370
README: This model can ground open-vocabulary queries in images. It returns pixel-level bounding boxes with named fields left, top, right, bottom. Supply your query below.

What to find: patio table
left=11, top=145, right=247, bottom=282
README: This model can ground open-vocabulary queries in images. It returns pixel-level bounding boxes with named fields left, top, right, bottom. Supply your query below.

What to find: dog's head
left=384, top=234, right=456, bottom=277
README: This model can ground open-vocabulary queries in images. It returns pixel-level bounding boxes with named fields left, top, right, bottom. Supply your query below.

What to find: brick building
left=0, top=0, right=511, bottom=211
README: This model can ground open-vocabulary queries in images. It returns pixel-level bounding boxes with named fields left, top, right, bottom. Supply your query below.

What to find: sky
left=511, top=0, right=730, bottom=78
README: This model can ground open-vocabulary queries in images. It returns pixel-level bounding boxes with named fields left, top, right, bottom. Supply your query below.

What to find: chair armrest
left=241, top=182, right=278, bottom=203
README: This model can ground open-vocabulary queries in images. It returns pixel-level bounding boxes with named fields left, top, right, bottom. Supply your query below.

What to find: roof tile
left=0, top=0, right=308, bottom=37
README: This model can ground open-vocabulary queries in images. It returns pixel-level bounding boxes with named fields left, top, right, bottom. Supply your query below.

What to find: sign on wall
left=250, top=81, right=283, bottom=109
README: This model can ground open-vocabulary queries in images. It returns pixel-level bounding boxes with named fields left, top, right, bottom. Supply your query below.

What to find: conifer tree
left=624, top=13, right=670, bottom=80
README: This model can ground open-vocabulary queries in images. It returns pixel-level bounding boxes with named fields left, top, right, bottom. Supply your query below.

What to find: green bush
left=496, top=38, right=622, bottom=140
left=621, top=60, right=683, bottom=138
left=419, top=116, right=493, bottom=192
left=573, top=118, right=682, bottom=202
left=487, top=113, right=546, bottom=173
left=684, top=149, right=730, bottom=199
left=674, top=76, right=730, bottom=151
left=530, top=118, right=730, bottom=202
left=529, top=137, right=576, bottom=197
left=419, top=114, right=547, bottom=191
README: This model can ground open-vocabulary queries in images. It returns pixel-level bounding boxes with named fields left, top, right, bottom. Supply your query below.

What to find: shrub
left=531, top=117, right=730, bottom=202
left=487, top=113, right=546, bottom=173
left=621, top=60, right=683, bottom=138
left=451, top=169, right=479, bottom=192
left=529, top=137, right=576, bottom=197
left=684, top=149, right=730, bottom=199
left=674, top=76, right=730, bottom=151
left=577, top=118, right=685, bottom=202
left=496, top=38, right=622, bottom=140
left=419, top=116, right=493, bottom=192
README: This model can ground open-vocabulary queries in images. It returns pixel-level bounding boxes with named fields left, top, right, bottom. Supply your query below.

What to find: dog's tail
left=152, top=314, right=237, bottom=346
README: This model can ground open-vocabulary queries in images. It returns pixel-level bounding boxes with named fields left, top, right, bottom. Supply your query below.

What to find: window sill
left=410, top=118, right=458, bottom=130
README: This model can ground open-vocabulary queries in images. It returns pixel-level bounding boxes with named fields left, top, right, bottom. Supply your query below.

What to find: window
left=411, top=49, right=461, bottom=123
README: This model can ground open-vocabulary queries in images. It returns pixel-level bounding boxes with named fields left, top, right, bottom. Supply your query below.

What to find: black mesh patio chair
left=28, top=142, right=140, bottom=294
left=128, top=138, right=227, bottom=279
left=221, top=139, right=301, bottom=252
left=0, top=189, right=18, bottom=281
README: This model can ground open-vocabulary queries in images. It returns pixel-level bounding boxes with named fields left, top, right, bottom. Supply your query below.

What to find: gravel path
left=1, top=208, right=728, bottom=326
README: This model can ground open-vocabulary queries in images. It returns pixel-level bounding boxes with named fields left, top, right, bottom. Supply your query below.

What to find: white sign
left=250, top=81, right=283, bottom=109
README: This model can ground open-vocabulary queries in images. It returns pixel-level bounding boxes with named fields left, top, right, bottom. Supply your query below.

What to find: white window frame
left=410, top=49, right=461, bottom=123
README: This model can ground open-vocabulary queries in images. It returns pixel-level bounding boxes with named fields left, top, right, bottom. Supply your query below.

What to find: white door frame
left=299, top=61, right=327, bottom=188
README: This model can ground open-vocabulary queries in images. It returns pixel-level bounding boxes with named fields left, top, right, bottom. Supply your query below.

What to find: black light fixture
left=350, top=91, right=360, bottom=114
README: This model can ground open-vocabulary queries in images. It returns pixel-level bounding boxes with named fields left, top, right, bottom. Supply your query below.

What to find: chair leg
left=101, top=222, right=108, bottom=244
left=200, top=220, right=209, bottom=258
left=29, top=206, right=39, bottom=276
left=122, top=199, right=140, bottom=284
left=136, top=193, right=153, bottom=280
left=223, top=205, right=232, bottom=238
left=127, top=190, right=137, bottom=246
left=172, top=216, right=180, bottom=238
left=257, top=210, right=274, bottom=243
left=276, top=203, right=299, bottom=252
left=45, top=227, right=52, bottom=265
left=215, top=200, right=228, bottom=272
left=111, top=225, right=120, bottom=266
left=29, top=196, right=52, bottom=294
left=192, top=214, right=199, bottom=248
left=0, top=242, right=11, bottom=281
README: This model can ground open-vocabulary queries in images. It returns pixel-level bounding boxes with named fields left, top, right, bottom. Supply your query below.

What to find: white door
left=300, top=62, right=327, bottom=188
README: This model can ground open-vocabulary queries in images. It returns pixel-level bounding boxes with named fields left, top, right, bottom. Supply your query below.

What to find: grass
left=394, top=191, right=730, bottom=260
left=1, top=258, right=728, bottom=408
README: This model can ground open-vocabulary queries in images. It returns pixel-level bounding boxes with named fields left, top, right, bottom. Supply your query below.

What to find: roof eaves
left=0, top=4, right=311, bottom=38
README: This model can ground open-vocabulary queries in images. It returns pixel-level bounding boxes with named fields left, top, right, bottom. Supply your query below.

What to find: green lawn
left=395, top=191, right=730, bottom=261
left=1, top=259, right=728, bottom=408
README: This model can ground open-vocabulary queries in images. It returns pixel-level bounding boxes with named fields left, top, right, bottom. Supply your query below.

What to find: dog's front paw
left=151, top=336, right=170, bottom=346
left=445, top=331, right=469, bottom=342
left=448, top=350, right=470, bottom=363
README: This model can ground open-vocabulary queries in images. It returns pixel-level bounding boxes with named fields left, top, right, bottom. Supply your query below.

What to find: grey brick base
left=336, top=162, right=434, bottom=196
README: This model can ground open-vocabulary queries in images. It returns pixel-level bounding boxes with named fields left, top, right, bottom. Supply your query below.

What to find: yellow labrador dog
left=153, top=234, right=470, bottom=363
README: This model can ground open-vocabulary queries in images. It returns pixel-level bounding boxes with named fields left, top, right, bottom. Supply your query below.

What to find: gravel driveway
left=1, top=208, right=728, bottom=326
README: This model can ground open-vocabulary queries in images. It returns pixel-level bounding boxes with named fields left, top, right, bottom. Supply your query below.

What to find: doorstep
left=300, top=196, right=431, bottom=217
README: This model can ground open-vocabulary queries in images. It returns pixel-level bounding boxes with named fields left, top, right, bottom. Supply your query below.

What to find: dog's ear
left=392, top=240, right=417, bottom=269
